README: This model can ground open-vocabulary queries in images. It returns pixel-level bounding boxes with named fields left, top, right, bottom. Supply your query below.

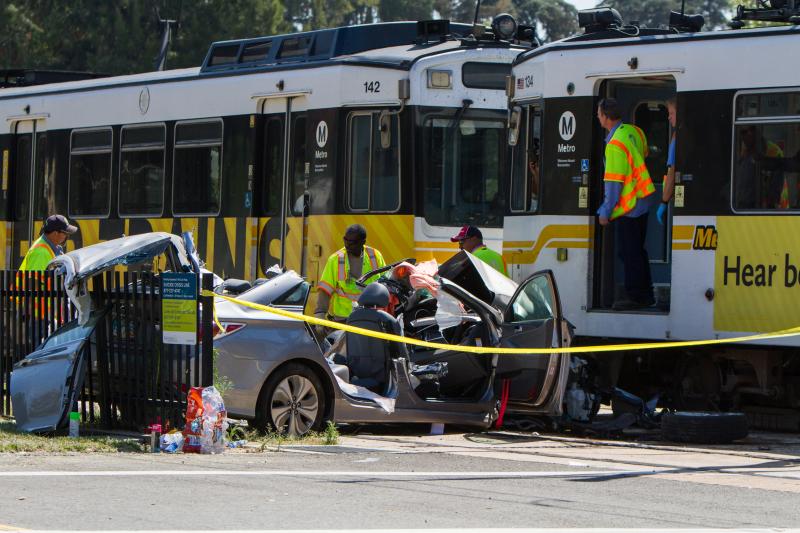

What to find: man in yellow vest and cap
left=18, top=214, right=78, bottom=337
left=20, top=214, right=78, bottom=271
left=450, top=225, right=508, bottom=277
left=596, top=98, right=656, bottom=310
left=314, top=224, right=386, bottom=330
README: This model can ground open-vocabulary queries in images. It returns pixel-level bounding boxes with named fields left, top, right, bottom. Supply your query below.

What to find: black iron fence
left=1, top=270, right=214, bottom=431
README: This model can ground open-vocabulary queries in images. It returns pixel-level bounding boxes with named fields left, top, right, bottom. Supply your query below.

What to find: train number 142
left=363, top=81, right=381, bottom=93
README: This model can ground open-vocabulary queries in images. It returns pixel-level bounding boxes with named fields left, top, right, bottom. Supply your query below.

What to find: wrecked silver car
left=10, top=232, right=208, bottom=432
left=214, top=251, right=574, bottom=436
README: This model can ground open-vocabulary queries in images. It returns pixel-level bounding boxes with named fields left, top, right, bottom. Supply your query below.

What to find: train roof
left=514, top=23, right=800, bottom=66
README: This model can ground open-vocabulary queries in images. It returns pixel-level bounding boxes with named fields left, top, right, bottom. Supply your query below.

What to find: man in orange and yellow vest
left=314, top=224, right=386, bottom=329
left=18, top=215, right=78, bottom=328
left=596, top=98, right=656, bottom=310
left=20, top=214, right=78, bottom=271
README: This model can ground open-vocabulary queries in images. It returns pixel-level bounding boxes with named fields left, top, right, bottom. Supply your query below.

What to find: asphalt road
left=1, top=429, right=799, bottom=531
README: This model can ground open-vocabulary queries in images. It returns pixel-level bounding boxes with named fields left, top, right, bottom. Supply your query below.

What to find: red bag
left=182, top=387, right=204, bottom=453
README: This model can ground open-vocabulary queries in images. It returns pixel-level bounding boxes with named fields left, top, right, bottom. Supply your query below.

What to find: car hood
left=438, top=250, right=518, bottom=311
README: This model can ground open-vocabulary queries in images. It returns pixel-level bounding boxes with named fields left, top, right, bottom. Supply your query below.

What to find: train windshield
left=421, top=110, right=506, bottom=227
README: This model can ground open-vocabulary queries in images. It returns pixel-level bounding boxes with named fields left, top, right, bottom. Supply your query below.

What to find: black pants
left=616, top=213, right=653, bottom=303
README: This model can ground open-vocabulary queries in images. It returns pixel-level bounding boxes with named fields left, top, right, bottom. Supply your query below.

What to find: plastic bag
left=182, top=387, right=204, bottom=453
left=200, top=386, right=228, bottom=454
left=160, top=431, right=184, bottom=453
left=182, top=386, right=229, bottom=454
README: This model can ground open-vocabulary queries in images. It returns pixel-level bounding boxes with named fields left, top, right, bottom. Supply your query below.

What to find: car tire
left=661, top=411, right=748, bottom=444
left=254, top=363, right=327, bottom=437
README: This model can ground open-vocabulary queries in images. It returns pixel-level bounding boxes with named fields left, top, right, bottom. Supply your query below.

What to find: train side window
left=34, top=134, right=50, bottom=220
left=290, top=115, right=306, bottom=216
left=69, top=127, right=112, bottom=218
left=732, top=91, right=800, bottom=212
left=119, top=124, right=165, bottom=217
left=510, top=106, right=541, bottom=213
left=173, top=119, right=223, bottom=216
left=261, top=117, right=283, bottom=216
left=346, top=111, right=400, bottom=212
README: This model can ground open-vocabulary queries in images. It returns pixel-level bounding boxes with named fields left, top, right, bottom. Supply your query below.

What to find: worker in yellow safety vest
left=450, top=225, right=508, bottom=277
left=596, top=98, right=656, bottom=311
left=17, top=214, right=78, bottom=322
left=314, top=224, right=386, bottom=329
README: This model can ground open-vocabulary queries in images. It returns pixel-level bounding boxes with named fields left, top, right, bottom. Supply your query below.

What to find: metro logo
left=693, top=225, right=718, bottom=250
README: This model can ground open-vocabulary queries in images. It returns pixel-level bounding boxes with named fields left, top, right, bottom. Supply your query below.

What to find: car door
left=496, top=270, right=571, bottom=415
left=10, top=312, right=104, bottom=432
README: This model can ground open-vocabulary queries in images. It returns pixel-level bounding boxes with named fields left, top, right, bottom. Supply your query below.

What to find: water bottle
left=150, top=424, right=162, bottom=453
left=68, top=412, right=80, bottom=438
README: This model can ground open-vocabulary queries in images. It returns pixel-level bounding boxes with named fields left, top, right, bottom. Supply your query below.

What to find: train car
left=507, top=6, right=800, bottom=429
left=0, top=18, right=532, bottom=312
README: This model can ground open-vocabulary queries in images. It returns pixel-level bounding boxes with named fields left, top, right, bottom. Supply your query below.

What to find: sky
left=567, top=0, right=599, bottom=10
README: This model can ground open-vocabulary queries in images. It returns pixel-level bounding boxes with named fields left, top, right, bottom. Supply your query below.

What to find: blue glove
left=657, top=202, right=668, bottom=225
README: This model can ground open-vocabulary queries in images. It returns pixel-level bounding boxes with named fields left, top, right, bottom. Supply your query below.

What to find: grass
left=229, top=420, right=340, bottom=451
left=0, top=417, right=341, bottom=454
left=0, top=418, right=145, bottom=453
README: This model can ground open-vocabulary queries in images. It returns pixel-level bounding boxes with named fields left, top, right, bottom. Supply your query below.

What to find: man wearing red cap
left=451, top=225, right=508, bottom=277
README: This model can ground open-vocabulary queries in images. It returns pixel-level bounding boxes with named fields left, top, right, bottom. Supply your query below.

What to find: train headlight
left=492, top=14, right=517, bottom=41
left=427, top=69, right=452, bottom=89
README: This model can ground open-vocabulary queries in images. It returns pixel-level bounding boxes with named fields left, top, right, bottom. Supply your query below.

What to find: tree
left=597, top=0, right=734, bottom=30
left=379, top=0, right=435, bottom=22
left=513, top=0, right=579, bottom=42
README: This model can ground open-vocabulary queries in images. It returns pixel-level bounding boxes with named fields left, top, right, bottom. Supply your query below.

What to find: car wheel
left=255, top=363, right=326, bottom=437
left=661, top=411, right=748, bottom=444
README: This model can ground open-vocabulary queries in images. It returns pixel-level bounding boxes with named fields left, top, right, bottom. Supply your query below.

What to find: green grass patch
left=0, top=419, right=145, bottom=453
left=229, top=420, right=340, bottom=451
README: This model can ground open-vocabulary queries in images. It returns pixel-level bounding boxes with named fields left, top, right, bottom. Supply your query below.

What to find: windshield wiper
left=448, top=99, right=474, bottom=132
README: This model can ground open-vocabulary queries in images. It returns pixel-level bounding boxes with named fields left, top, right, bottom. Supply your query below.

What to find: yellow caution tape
left=203, top=290, right=800, bottom=355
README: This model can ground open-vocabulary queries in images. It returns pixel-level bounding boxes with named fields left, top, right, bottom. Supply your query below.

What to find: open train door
left=503, top=100, right=543, bottom=282
left=255, top=92, right=309, bottom=277
left=589, top=77, right=676, bottom=312
left=7, top=114, right=49, bottom=268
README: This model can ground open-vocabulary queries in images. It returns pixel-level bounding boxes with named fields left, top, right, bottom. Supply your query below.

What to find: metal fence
left=1, top=270, right=214, bottom=432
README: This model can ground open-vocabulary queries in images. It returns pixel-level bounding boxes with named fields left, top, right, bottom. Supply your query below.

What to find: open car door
left=496, top=270, right=571, bottom=416
left=10, top=312, right=104, bottom=432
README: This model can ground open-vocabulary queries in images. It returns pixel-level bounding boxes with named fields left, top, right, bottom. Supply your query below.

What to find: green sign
left=161, top=273, right=197, bottom=345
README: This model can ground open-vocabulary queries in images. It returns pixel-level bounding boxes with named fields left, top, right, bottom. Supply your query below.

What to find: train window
left=290, top=116, right=307, bottom=215
left=278, top=37, right=311, bottom=60
left=208, top=44, right=240, bottom=66
left=462, top=62, right=511, bottom=90
left=346, top=112, right=400, bottom=212
left=240, top=41, right=271, bottom=63
left=510, top=106, right=541, bottom=213
left=34, top=135, right=51, bottom=220
left=261, top=117, right=284, bottom=216
left=311, top=31, right=334, bottom=56
left=423, top=115, right=505, bottom=227
left=732, top=91, right=800, bottom=212
left=173, top=119, right=223, bottom=216
left=119, top=124, right=165, bottom=217
left=69, top=128, right=112, bottom=218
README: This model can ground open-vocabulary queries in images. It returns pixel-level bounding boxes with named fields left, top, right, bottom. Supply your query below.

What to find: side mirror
left=379, top=111, right=392, bottom=149
left=508, top=105, right=522, bottom=146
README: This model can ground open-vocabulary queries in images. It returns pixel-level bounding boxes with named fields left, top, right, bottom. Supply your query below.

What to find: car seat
left=345, top=283, right=407, bottom=393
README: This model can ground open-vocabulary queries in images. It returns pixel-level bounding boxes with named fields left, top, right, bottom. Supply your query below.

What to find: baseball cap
left=42, top=214, right=78, bottom=234
left=450, top=225, right=482, bottom=242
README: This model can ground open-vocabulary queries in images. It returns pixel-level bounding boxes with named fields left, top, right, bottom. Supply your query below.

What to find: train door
left=10, top=118, right=49, bottom=267
left=504, top=101, right=542, bottom=281
left=590, top=77, right=675, bottom=312
left=257, top=95, right=308, bottom=277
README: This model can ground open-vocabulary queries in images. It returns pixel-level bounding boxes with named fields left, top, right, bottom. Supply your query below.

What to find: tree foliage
left=598, top=0, right=734, bottom=30
left=0, top=0, right=736, bottom=75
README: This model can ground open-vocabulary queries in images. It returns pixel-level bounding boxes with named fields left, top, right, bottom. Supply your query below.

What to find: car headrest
left=358, top=282, right=389, bottom=308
